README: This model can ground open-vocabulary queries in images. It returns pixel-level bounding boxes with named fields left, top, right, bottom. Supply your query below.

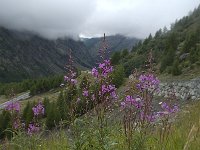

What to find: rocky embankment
left=158, top=77, right=200, bottom=100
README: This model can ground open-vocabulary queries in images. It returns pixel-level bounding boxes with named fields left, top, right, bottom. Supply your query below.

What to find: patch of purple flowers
left=91, top=59, right=118, bottom=101
left=92, top=67, right=98, bottom=77
left=157, top=102, right=179, bottom=116
left=121, top=95, right=142, bottom=109
left=140, top=112, right=157, bottom=122
left=27, top=123, right=40, bottom=135
left=137, top=74, right=160, bottom=92
left=13, top=120, right=20, bottom=129
left=32, top=102, right=45, bottom=116
left=99, top=84, right=117, bottom=100
left=101, top=84, right=116, bottom=94
left=64, top=75, right=69, bottom=81
left=64, top=75, right=77, bottom=85
left=82, top=90, right=89, bottom=97
left=92, top=59, right=113, bottom=78
left=5, top=101, right=20, bottom=112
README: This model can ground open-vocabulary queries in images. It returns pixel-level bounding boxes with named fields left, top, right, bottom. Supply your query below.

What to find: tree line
left=0, top=75, right=63, bottom=96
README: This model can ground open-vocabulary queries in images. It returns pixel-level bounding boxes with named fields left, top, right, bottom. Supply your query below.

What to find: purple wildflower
left=64, top=76, right=69, bottom=81
left=5, top=101, right=20, bottom=112
left=92, top=67, right=98, bottom=77
left=121, top=95, right=142, bottom=109
left=111, top=91, right=118, bottom=99
left=71, top=79, right=77, bottom=84
left=76, top=97, right=81, bottom=103
left=92, top=94, right=95, bottom=101
left=96, top=59, right=114, bottom=78
left=157, top=102, right=179, bottom=116
left=140, top=112, right=157, bottom=122
left=64, top=66, right=77, bottom=86
left=32, top=102, right=45, bottom=116
left=137, top=74, right=160, bottom=92
left=120, top=101, right=126, bottom=109
left=108, top=84, right=115, bottom=92
left=99, top=62, right=105, bottom=69
left=71, top=72, right=76, bottom=78
left=83, top=90, right=89, bottom=97
left=104, top=59, right=111, bottom=65
left=13, top=120, right=20, bottom=129
left=103, top=84, right=115, bottom=93
left=27, top=123, right=40, bottom=135
left=101, top=85, right=108, bottom=94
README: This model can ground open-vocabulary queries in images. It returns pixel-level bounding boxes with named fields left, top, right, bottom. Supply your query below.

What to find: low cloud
left=0, top=0, right=199, bottom=39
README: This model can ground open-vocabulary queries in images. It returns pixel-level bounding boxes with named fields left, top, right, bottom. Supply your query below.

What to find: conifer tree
left=46, top=102, right=61, bottom=129
left=172, top=60, right=182, bottom=76
left=43, top=97, right=50, bottom=117
left=57, top=91, right=68, bottom=120
left=111, top=51, right=121, bottom=65
left=0, top=110, right=11, bottom=139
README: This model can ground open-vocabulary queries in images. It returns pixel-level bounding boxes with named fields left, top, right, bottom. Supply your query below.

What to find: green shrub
left=111, top=65, right=125, bottom=88
left=46, top=102, right=61, bottom=129
left=0, top=110, right=12, bottom=139
left=111, top=51, right=121, bottom=65
left=172, top=60, right=182, bottom=76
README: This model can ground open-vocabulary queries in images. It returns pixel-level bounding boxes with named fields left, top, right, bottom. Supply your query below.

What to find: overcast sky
left=0, top=0, right=199, bottom=39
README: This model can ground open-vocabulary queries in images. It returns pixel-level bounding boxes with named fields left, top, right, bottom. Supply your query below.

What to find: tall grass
left=1, top=100, right=199, bottom=150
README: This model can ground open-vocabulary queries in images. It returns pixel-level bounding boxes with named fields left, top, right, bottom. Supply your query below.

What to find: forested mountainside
left=113, top=5, right=200, bottom=76
left=0, top=27, right=94, bottom=82
left=83, top=34, right=140, bottom=59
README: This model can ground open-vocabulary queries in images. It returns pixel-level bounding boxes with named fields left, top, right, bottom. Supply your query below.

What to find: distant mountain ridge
left=83, top=34, right=140, bottom=59
left=0, top=27, right=140, bottom=83
left=0, top=27, right=94, bottom=82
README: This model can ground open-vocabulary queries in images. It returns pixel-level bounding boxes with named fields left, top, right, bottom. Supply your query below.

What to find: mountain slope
left=83, top=34, right=140, bottom=58
left=0, top=27, right=94, bottom=82
left=117, top=5, right=200, bottom=76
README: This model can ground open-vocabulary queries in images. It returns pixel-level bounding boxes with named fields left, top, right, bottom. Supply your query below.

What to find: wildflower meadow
left=0, top=40, right=199, bottom=150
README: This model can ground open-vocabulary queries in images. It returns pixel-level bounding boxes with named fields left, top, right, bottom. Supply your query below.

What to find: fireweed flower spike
left=5, top=102, right=23, bottom=130
left=64, top=49, right=77, bottom=86
left=89, top=34, right=118, bottom=146
left=91, top=59, right=118, bottom=101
